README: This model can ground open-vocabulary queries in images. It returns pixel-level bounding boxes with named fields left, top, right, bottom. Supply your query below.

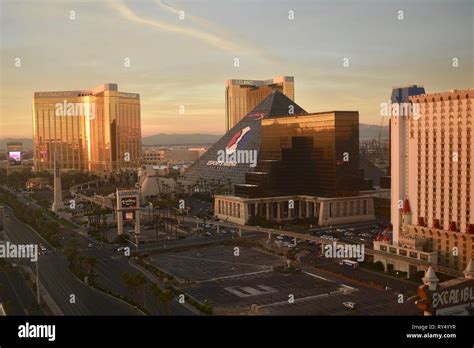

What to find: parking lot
left=149, top=245, right=282, bottom=282
left=307, top=221, right=387, bottom=247
left=266, top=286, right=419, bottom=315
left=184, top=270, right=348, bottom=311
left=146, top=230, right=421, bottom=315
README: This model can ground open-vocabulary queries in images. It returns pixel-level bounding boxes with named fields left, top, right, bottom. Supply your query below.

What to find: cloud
left=155, top=0, right=225, bottom=32
left=107, top=0, right=251, bottom=54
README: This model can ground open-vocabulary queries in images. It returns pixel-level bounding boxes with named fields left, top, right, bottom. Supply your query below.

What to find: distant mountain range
left=0, top=124, right=389, bottom=149
left=142, top=133, right=222, bottom=146
left=359, top=123, right=389, bottom=140
left=0, top=138, right=33, bottom=150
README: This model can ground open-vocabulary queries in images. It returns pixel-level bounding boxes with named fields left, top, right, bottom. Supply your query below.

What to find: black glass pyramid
left=183, top=91, right=306, bottom=190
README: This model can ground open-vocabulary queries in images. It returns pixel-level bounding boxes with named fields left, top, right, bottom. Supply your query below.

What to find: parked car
left=343, top=302, right=357, bottom=309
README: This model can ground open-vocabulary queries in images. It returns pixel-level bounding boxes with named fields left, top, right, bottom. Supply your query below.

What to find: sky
left=0, top=0, right=473, bottom=138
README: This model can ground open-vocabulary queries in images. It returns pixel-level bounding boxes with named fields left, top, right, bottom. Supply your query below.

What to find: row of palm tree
left=120, top=271, right=175, bottom=315
left=149, top=283, right=174, bottom=315
left=65, top=239, right=96, bottom=282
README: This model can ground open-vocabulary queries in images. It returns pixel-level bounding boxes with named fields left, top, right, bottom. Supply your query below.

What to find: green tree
left=64, top=239, right=80, bottom=269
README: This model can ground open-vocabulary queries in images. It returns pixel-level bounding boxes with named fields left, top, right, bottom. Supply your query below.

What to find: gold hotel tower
left=225, top=76, right=295, bottom=131
left=33, top=83, right=141, bottom=172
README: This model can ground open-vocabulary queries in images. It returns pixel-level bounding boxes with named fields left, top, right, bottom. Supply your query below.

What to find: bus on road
left=339, top=259, right=359, bottom=269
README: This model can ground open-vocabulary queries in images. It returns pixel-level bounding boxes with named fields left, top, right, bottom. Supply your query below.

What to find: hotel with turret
left=380, top=86, right=474, bottom=273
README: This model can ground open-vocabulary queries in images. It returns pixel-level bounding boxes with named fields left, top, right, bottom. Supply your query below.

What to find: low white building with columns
left=214, top=194, right=375, bottom=226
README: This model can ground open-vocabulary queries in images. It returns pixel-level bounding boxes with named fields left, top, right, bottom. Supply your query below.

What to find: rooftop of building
left=33, top=83, right=139, bottom=99
left=226, top=76, right=294, bottom=86
left=409, top=88, right=474, bottom=101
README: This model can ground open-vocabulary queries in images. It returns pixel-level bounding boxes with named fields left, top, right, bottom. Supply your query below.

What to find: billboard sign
left=116, top=189, right=139, bottom=210
left=417, top=279, right=474, bottom=315
left=120, top=196, right=138, bottom=209
left=123, top=211, right=135, bottom=221
left=8, top=151, right=21, bottom=165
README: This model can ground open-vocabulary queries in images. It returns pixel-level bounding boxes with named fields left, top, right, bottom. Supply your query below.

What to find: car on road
left=39, top=244, right=46, bottom=252
left=343, top=301, right=357, bottom=309
left=117, top=247, right=126, bottom=252
left=88, top=243, right=94, bottom=248
left=204, top=231, right=212, bottom=236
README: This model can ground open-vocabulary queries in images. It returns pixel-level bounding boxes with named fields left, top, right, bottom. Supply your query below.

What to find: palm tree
left=85, top=256, right=97, bottom=282
left=64, top=239, right=80, bottom=269
left=161, top=289, right=174, bottom=315
left=150, top=283, right=173, bottom=315
left=78, top=255, right=86, bottom=276
left=121, top=271, right=133, bottom=294
left=150, top=283, right=163, bottom=312
left=135, top=273, right=146, bottom=308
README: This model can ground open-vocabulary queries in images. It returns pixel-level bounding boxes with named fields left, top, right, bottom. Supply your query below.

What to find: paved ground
left=0, top=269, right=44, bottom=315
left=149, top=245, right=282, bottom=282
left=3, top=206, right=141, bottom=315
left=301, top=253, right=419, bottom=296
left=150, top=245, right=421, bottom=315
left=185, top=271, right=345, bottom=310
left=266, top=286, right=419, bottom=315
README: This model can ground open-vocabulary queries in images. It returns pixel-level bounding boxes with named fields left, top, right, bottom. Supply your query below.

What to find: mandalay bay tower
left=33, top=83, right=141, bottom=172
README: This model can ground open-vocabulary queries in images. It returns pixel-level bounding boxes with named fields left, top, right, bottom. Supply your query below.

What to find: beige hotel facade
left=33, top=83, right=141, bottom=172
left=225, top=76, right=294, bottom=130
left=391, top=88, right=474, bottom=272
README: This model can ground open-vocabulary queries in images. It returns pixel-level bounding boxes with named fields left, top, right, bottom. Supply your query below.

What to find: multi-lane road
left=3, top=206, right=141, bottom=315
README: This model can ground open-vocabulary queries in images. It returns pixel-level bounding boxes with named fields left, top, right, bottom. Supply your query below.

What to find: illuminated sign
left=123, top=211, right=135, bottom=221
left=117, top=190, right=139, bottom=197
left=8, top=151, right=21, bottom=165
left=120, top=197, right=138, bottom=209
left=116, top=189, right=139, bottom=211
left=35, top=91, right=81, bottom=98
left=237, top=80, right=255, bottom=86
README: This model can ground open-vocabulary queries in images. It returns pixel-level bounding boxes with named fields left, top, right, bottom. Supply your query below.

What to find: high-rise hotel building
left=391, top=87, right=474, bottom=271
left=225, top=76, right=294, bottom=130
left=33, top=83, right=141, bottom=172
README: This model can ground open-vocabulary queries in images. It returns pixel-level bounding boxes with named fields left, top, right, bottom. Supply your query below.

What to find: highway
left=3, top=206, right=141, bottom=315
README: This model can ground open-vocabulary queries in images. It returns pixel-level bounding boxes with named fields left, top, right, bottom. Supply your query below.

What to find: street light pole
left=36, top=256, right=40, bottom=305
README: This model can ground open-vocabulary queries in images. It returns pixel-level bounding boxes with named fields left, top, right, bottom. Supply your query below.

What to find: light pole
left=35, top=252, right=40, bottom=305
